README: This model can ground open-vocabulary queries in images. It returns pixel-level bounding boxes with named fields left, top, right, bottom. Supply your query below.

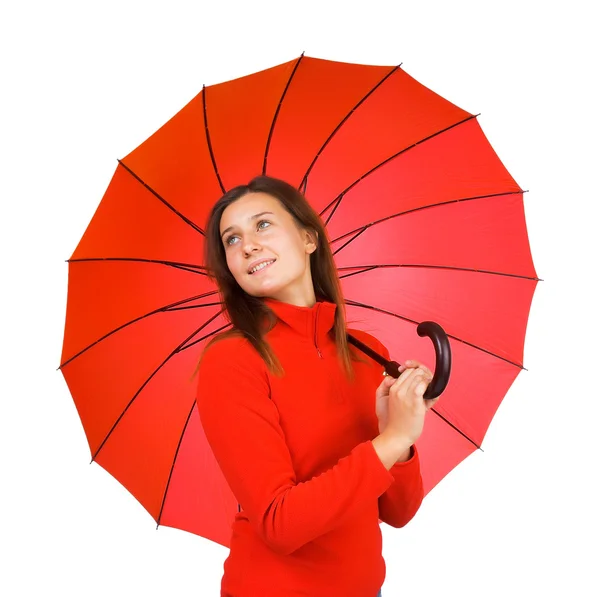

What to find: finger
left=412, top=379, right=428, bottom=399
left=391, top=363, right=408, bottom=377
left=376, top=376, right=394, bottom=397
left=381, top=370, right=399, bottom=383
left=405, top=360, right=433, bottom=379
left=392, top=366, right=423, bottom=392
left=383, top=370, right=400, bottom=381
left=379, top=374, right=395, bottom=385
left=410, top=369, right=430, bottom=396
left=392, top=366, right=418, bottom=386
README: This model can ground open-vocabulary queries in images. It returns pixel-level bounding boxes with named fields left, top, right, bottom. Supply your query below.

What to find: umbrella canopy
left=60, top=54, right=538, bottom=547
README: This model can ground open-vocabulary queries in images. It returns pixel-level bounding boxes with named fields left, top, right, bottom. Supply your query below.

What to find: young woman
left=195, top=175, right=438, bottom=597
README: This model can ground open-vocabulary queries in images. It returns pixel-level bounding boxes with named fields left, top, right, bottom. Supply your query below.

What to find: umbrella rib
left=344, top=298, right=526, bottom=370
left=323, top=192, right=345, bottom=227
left=67, top=256, right=209, bottom=276
left=202, top=84, right=226, bottom=194
left=318, top=113, right=479, bottom=220
left=299, top=62, right=401, bottom=192
left=263, top=53, right=306, bottom=175
left=330, top=190, right=526, bottom=250
left=338, top=263, right=541, bottom=283
left=430, top=408, right=482, bottom=451
left=90, top=311, right=228, bottom=462
left=58, top=291, right=222, bottom=369
left=178, top=321, right=233, bottom=352
left=117, top=160, right=207, bottom=236
left=156, top=398, right=197, bottom=528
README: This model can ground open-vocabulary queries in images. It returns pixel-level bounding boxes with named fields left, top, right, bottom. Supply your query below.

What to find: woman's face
left=219, top=192, right=318, bottom=306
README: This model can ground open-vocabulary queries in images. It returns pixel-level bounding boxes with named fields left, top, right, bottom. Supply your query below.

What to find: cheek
left=224, top=251, right=239, bottom=276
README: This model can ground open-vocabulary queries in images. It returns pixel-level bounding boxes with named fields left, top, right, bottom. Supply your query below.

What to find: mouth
left=248, top=259, right=276, bottom=275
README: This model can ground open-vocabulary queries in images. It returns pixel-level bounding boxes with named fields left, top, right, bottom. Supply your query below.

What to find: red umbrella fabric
left=59, top=54, right=538, bottom=548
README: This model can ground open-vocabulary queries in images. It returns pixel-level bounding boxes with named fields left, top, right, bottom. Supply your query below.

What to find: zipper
left=314, top=302, right=323, bottom=358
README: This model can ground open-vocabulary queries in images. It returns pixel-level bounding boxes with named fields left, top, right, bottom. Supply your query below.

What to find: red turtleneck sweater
left=195, top=298, right=423, bottom=597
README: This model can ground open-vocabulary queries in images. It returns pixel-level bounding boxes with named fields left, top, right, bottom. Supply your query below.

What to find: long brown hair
left=195, top=175, right=366, bottom=381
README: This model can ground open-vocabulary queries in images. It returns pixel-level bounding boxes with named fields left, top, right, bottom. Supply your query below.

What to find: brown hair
left=194, top=175, right=367, bottom=381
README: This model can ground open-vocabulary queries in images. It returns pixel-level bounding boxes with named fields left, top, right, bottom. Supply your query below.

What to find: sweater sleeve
left=195, top=335, right=397, bottom=556
left=375, top=339, right=425, bottom=528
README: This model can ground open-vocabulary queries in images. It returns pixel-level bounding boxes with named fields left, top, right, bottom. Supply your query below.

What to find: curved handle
left=347, top=321, right=452, bottom=399
left=416, top=321, right=451, bottom=399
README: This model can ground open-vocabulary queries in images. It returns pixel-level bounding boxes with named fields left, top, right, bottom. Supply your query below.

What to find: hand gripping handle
left=347, top=321, right=451, bottom=400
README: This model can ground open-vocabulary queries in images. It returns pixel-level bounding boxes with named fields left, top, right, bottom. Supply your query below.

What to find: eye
left=224, top=220, right=271, bottom=247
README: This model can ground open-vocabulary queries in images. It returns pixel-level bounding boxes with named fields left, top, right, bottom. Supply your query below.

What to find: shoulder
left=197, top=330, right=269, bottom=381
left=196, top=331, right=270, bottom=401
left=346, top=328, right=390, bottom=359
left=200, top=330, right=263, bottom=365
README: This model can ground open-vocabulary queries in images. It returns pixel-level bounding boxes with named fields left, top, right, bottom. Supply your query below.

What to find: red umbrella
left=60, top=54, right=538, bottom=548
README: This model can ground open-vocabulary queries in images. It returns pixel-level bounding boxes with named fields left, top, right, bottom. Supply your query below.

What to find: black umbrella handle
left=416, top=321, right=451, bottom=399
left=347, top=321, right=451, bottom=400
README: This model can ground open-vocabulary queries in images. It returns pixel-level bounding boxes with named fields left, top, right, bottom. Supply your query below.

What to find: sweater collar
left=263, top=297, right=337, bottom=343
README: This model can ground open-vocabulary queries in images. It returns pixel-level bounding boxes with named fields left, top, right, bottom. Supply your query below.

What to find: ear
left=304, top=229, right=318, bottom=254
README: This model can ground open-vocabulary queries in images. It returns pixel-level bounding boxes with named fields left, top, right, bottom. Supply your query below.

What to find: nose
left=242, top=235, right=261, bottom=256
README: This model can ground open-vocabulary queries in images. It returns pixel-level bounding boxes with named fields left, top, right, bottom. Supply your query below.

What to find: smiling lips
left=248, top=259, right=276, bottom=275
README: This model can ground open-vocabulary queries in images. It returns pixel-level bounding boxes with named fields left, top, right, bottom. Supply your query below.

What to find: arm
left=375, top=339, right=425, bottom=527
left=196, top=336, right=398, bottom=556
left=378, top=445, right=424, bottom=527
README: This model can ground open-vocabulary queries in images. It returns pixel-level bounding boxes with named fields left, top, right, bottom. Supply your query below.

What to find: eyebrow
left=220, top=211, right=275, bottom=239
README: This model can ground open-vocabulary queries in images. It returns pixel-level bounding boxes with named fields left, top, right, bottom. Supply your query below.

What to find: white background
left=2, top=1, right=599, bottom=595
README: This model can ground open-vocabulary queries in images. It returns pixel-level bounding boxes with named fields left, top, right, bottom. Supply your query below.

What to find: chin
left=239, top=281, right=279, bottom=298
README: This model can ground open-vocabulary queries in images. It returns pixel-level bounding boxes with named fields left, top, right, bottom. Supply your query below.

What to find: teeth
left=250, top=260, right=274, bottom=274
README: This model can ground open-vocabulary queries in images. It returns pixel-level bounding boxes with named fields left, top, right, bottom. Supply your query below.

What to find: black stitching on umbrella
left=323, top=192, right=345, bottom=227
left=67, top=256, right=208, bottom=276
left=318, top=113, right=479, bottom=222
left=157, top=399, right=197, bottom=528
left=299, top=63, right=401, bottom=192
left=88, top=309, right=227, bottom=463
left=338, top=263, right=541, bottom=282
left=58, top=286, right=221, bottom=369
left=343, top=298, right=526, bottom=370
left=429, top=409, right=483, bottom=451
left=329, top=190, right=526, bottom=250
left=263, top=53, right=306, bottom=176
left=202, top=83, right=226, bottom=195
left=180, top=322, right=232, bottom=353
left=117, top=160, right=206, bottom=236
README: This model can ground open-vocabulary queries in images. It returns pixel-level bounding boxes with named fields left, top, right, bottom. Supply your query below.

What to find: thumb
left=376, top=375, right=394, bottom=397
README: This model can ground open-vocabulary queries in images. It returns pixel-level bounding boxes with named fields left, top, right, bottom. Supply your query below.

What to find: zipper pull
left=314, top=303, right=323, bottom=358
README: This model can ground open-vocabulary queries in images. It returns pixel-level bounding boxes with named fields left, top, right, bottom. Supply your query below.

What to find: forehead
left=220, top=192, right=282, bottom=230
